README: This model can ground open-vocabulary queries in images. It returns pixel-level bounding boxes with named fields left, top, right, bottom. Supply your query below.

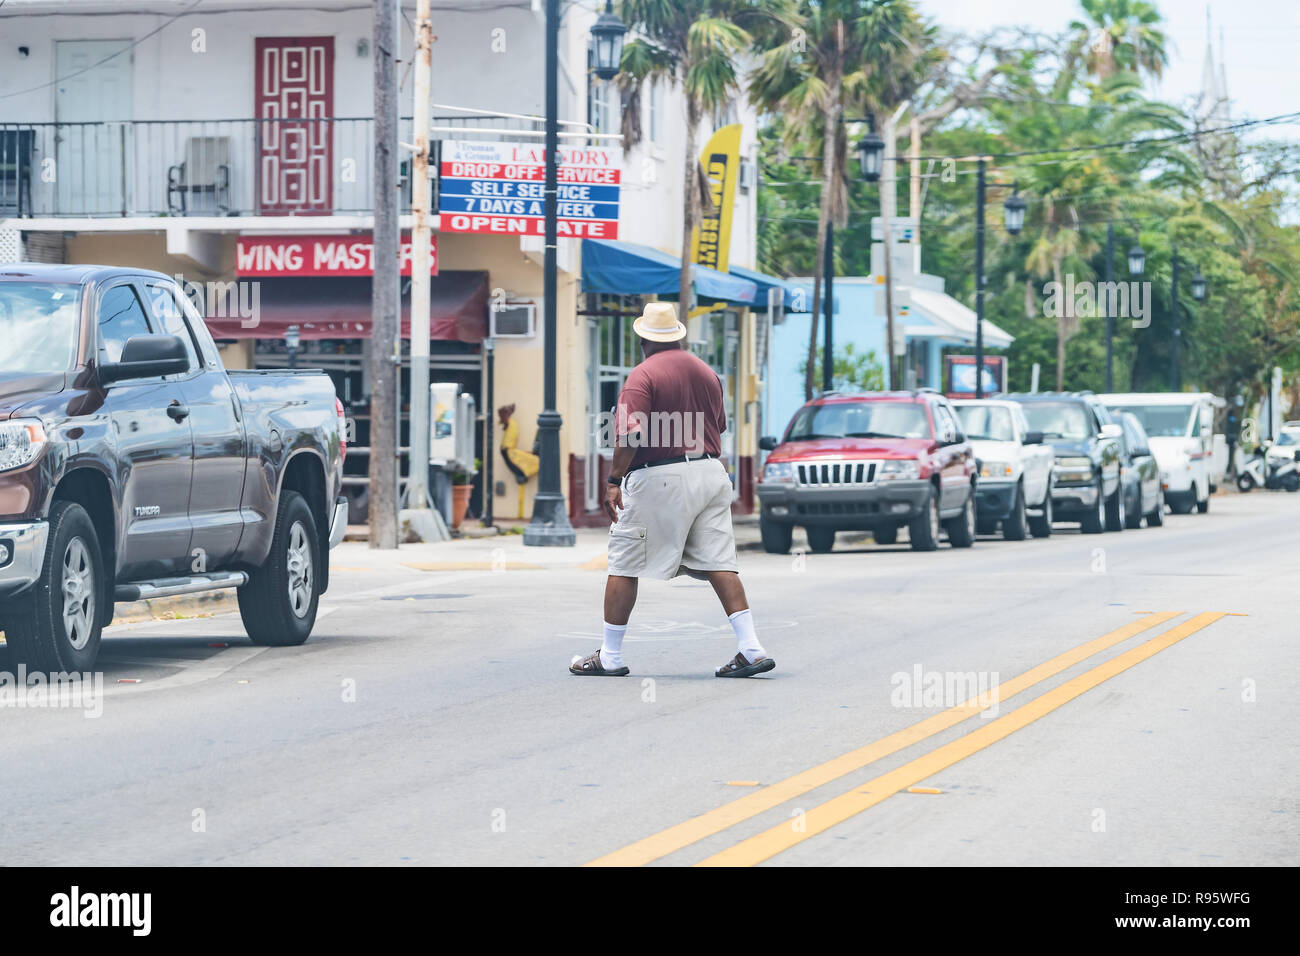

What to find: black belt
left=626, top=452, right=717, bottom=476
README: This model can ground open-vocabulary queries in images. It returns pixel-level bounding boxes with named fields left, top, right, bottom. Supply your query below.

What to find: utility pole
left=974, top=157, right=985, bottom=399
left=1104, top=221, right=1115, bottom=392
left=881, top=111, right=899, bottom=390
left=822, top=221, right=834, bottom=392
left=523, top=0, right=576, bottom=546
left=1171, top=241, right=1181, bottom=391
left=406, top=0, right=434, bottom=518
left=369, top=0, right=399, bottom=549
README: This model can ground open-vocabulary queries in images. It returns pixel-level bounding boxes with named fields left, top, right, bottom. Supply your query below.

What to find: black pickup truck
left=0, top=264, right=347, bottom=672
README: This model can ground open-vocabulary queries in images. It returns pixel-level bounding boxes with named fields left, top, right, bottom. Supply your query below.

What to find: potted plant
left=449, top=458, right=479, bottom=529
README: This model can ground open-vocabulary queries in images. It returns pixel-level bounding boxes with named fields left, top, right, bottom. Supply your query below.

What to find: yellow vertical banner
left=691, top=124, right=742, bottom=273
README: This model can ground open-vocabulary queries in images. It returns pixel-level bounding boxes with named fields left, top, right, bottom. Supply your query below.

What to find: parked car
left=952, top=399, right=1055, bottom=540
left=757, top=389, right=976, bottom=553
left=1005, top=392, right=1124, bottom=533
left=1114, top=411, right=1165, bottom=528
left=0, top=264, right=348, bottom=673
left=1100, top=392, right=1217, bottom=514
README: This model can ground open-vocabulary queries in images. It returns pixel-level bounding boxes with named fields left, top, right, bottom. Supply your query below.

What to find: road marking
left=585, top=611, right=1183, bottom=867
left=402, top=561, right=543, bottom=571
left=697, top=611, right=1228, bottom=867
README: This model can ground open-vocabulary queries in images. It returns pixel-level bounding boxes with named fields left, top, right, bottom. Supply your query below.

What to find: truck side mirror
left=1023, top=430, right=1044, bottom=445
left=99, top=334, right=191, bottom=384
left=1100, top=423, right=1123, bottom=440
left=758, top=435, right=779, bottom=451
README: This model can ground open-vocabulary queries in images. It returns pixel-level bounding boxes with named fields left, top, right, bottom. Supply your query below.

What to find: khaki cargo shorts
left=608, top=457, right=739, bottom=580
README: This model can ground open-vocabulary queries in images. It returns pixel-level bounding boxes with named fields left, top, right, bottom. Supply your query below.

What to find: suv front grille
left=794, top=460, right=878, bottom=488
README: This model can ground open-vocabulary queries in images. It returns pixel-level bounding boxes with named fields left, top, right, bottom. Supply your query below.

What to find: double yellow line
left=586, top=610, right=1228, bottom=868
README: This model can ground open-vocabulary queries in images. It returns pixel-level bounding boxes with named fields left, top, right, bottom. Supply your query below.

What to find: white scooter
left=1237, top=442, right=1300, bottom=493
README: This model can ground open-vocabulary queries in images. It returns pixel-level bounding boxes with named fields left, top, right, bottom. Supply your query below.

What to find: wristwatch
left=607, top=474, right=624, bottom=486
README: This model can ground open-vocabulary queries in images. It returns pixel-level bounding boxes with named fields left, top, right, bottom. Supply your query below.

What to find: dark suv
left=756, top=390, right=977, bottom=553
left=1005, top=392, right=1124, bottom=533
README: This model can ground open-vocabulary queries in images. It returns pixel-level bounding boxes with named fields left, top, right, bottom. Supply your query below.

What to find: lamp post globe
left=591, top=3, right=626, bottom=81
left=1128, top=243, right=1146, bottom=276
left=1003, top=192, right=1027, bottom=235
left=1191, top=270, right=1207, bottom=301
left=857, top=131, right=884, bottom=183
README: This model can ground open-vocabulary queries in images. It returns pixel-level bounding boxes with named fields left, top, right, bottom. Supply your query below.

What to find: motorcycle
left=1237, top=442, right=1300, bottom=493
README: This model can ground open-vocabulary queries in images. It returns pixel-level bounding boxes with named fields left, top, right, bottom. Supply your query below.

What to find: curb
left=112, top=589, right=237, bottom=625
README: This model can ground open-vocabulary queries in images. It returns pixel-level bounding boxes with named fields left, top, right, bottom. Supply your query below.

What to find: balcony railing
left=0, top=114, right=559, bottom=219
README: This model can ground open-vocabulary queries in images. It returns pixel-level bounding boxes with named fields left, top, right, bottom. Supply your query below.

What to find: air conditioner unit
left=491, top=301, right=537, bottom=338
left=738, top=160, right=757, bottom=192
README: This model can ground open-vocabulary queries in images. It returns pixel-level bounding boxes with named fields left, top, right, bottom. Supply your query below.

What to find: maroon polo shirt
left=615, top=347, right=727, bottom=469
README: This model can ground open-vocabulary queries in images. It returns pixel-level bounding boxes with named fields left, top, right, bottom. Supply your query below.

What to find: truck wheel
left=944, top=491, right=976, bottom=548
left=873, top=525, right=898, bottom=545
left=1196, top=487, right=1210, bottom=513
left=4, top=500, right=104, bottom=674
left=1002, top=485, right=1028, bottom=541
left=908, top=486, right=941, bottom=552
left=1029, top=487, right=1053, bottom=538
left=1146, top=486, right=1165, bottom=526
left=805, top=526, right=835, bottom=553
left=238, top=490, right=320, bottom=647
left=759, top=517, right=792, bottom=555
left=1105, top=479, right=1126, bottom=532
left=1081, top=479, right=1106, bottom=534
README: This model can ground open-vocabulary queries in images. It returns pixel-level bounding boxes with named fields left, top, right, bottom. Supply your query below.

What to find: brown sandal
left=715, top=652, right=776, bottom=678
left=569, top=649, right=629, bottom=677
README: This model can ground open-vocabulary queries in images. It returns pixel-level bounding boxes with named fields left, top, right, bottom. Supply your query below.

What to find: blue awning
left=729, top=264, right=802, bottom=310
left=582, top=239, right=759, bottom=305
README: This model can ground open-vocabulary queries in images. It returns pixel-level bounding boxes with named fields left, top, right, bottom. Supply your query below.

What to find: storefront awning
left=729, top=264, right=801, bottom=310
left=908, top=287, right=1014, bottom=349
left=204, top=271, right=489, bottom=342
left=582, top=239, right=759, bottom=305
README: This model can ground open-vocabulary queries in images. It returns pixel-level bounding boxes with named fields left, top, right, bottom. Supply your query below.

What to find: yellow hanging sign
left=690, top=123, right=742, bottom=274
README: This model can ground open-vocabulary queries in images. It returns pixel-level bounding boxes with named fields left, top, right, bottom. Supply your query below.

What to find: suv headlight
left=980, top=460, right=1014, bottom=478
left=1054, top=456, right=1092, bottom=481
left=0, top=419, right=48, bottom=473
left=878, top=459, right=920, bottom=480
left=763, top=461, right=794, bottom=483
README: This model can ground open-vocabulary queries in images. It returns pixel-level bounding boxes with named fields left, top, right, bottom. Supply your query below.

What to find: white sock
left=728, top=608, right=766, bottom=661
left=601, top=621, right=627, bottom=669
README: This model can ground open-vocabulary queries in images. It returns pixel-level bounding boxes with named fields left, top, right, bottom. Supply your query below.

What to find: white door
left=55, top=40, right=133, bottom=214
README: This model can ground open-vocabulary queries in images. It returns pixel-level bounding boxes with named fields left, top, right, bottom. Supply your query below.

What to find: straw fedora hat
left=632, top=302, right=687, bottom=342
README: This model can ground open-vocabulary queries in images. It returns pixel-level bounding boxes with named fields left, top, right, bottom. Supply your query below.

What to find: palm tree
left=749, top=0, right=931, bottom=399
left=1068, top=0, right=1168, bottom=81
left=616, top=1, right=794, bottom=313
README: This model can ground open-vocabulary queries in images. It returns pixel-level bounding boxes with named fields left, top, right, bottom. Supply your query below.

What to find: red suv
left=757, top=390, right=977, bottom=553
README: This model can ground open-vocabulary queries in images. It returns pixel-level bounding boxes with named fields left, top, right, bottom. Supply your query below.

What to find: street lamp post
left=525, top=0, right=624, bottom=546
left=1103, top=221, right=1146, bottom=392
left=1169, top=241, right=1208, bottom=392
left=973, top=159, right=1025, bottom=399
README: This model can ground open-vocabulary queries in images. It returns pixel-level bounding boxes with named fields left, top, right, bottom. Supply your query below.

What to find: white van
left=1100, top=393, right=1217, bottom=514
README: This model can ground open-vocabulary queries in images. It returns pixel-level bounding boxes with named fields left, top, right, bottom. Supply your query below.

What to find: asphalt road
left=1, top=491, right=1296, bottom=866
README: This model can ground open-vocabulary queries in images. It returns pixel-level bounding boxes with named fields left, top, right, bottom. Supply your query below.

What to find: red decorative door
left=255, top=37, right=333, bottom=214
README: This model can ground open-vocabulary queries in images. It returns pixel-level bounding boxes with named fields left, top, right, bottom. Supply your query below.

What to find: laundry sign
left=438, top=139, right=622, bottom=238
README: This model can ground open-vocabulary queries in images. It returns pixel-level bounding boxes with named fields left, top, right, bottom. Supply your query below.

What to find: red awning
left=204, top=271, right=489, bottom=342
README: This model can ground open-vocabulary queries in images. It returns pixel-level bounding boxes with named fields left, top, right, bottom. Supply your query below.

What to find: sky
left=915, top=0, right=1300, bottom=142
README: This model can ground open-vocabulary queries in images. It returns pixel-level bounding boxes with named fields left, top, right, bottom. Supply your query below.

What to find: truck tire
left=908, top=486, right=941, bottom=552
left=759, top=517, right=792, bottom=555
left=1146, top=486, right=1165, bottom=526
left=1196, top=486, right=1210, bottom=513
left=873, top=525, right=898, bottom=545
left=944, top=490, right=976, bottom=548
left=805, top=526, right=835, bottom=553
left=238, top=490, right=320, bottom=647
left=3, top=500, right=104, bottom=674
left=1105, top=479, right=1126, bottom=532
left=1081, top=478, right=1106, bottom=534
left=1002, top=484, right=1028, bottom=541
left=1029, top=486, right=1053, bottom=538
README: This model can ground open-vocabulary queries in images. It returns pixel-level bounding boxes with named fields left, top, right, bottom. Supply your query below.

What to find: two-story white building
left=0, top=0, right=786, bottom=523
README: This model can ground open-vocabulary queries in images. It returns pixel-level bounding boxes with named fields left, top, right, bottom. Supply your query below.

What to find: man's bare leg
left=604, top=575, right=638, bottom=625
left=705, top=570, right=747, bottom=616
